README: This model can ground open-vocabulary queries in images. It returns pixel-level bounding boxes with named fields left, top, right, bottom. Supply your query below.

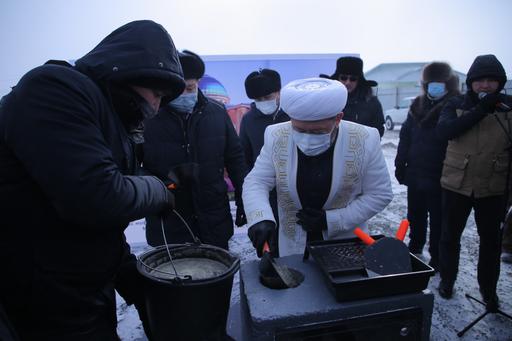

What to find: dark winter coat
left=143, top=91, right=247, bottom=249
left=239, top=103, right=289, bottom=170
left=343, top=87, right=385, bottom=137
left=437, top=92, right=512, bottom=197
left=0, top=20, right=182, bottom=339
left=395, top=94, right=456, bottom=190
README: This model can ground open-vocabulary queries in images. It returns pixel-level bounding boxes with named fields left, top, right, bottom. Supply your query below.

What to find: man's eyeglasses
left=339, top=75, right=359, bottom=82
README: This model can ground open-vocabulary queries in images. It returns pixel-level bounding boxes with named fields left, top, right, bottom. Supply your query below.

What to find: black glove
left=171, top=163, right=199, bottom=189
left=235, top=205, right=247, bottom=227
left=296, top=207, right=327, bottom=233
left=248, top=220, right=275, bottom=257
left=162, top=170, right=179, bottom=211
left=478, top=92, right=500, bottom=113
left=395, top=165, right=406, bottom=185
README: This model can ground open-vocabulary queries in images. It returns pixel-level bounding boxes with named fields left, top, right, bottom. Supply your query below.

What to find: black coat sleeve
left=223, top=111, right=248, bottom=209
left=395, top=113, right=412, bottom=168
left=369, top=96, right=385, bottom=137
left=4, top=66, right=169, bottom=228
left=239, top=115, right=254, bottom=170
left=437, top=96, right=486, bottom=140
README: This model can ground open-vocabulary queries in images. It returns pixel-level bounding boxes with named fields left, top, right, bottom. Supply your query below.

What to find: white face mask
left=292, top=126, right=336, bottom=156
left=255, top=98, right=279, bottom=115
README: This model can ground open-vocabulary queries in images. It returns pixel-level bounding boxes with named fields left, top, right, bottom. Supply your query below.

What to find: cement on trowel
left=151, top=258, right=228, bottom=280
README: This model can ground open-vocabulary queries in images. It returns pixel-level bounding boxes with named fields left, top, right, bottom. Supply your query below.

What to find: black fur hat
left=178, top=50, right=205, bottom=80
left=422, top=62, right=459, bottom=93
left=330, top=56, right=377, bottom=87
left=245, top=69, right=281, bottom=99
left=466, top=54, right=507, bottom=92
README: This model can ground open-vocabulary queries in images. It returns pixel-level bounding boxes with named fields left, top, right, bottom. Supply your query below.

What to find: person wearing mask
left=143, top=50, right=247, bottom=250
left=239, top=69, right=289, bottom=255
left=0, top=20, right=184, bottom=340
left=243, top=77, right=393, bottom=257
left=327, top=56, right=385, bottom=137
left=436, top=55, right=512, bottom=312
left=395, top=62, right=460, bottom=270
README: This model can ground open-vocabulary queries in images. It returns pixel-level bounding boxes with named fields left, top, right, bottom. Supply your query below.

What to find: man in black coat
left=0, top=21, right=184, bottom=340
left=395, top=62, right=460, bottom=270
left=239, top=69, right=289, bottom=256
left=327, top=56, right=385, bottom=137
left=436, top=54, right=512, bottom=310
left=143, top=50, right=247, bottom=250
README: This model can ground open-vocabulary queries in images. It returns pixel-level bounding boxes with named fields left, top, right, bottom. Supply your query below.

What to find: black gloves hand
left=296, top=208, right=327, bottom=233
left=478, top=92, right=500, bottom=113
left=162, top=170, right=180, bottom=210
left=248, top=220, right=275, bottom=257
left=235, top=205, right=247, bottom=227
left=395, top=165, right=406, bottom=185
left=171, top=163, right=199, bottom=189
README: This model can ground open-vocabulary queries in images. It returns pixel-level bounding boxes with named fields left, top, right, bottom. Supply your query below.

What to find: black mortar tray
left=307, top=236, right=435, bottom=302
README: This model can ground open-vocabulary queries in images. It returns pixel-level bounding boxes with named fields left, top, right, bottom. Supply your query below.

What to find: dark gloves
left=296, top=207, right=327, bottom=233
left=248, top=220, right=276, bottom=257
left=171, top=163, right=199, bottom=188
left=395, top=165, right=406, bottom=185
left=235, top=205, right=247, bottom=227
left=162, top=170, right=180, bottom=210
left=478, top=92, right=500, bottom=113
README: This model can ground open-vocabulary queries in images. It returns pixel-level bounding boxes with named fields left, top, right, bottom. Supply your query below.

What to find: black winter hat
left=422, top=62, right=459, bottom=93
left=466, top=54, right=507, bottom=91
left=245, top=69, right=281, bottom=99
left=330, top=56, right=377, bottom=87
left=179, top=50, right=205, bottom=80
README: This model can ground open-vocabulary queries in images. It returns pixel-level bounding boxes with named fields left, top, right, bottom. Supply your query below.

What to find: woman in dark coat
left=395, top=62, right=460, bottom=269
left=328, top=56, right=385, bottom=136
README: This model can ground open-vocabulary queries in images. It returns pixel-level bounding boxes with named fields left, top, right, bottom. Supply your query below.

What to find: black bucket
left=137, top=243, right=240, bottom=341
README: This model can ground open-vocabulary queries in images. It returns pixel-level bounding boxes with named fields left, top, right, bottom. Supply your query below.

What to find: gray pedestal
left=239, top=254, right=433, bottom=340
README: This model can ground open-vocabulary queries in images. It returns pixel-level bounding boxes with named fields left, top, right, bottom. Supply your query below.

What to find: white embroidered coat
left=243, top=120, right=393, bottom=256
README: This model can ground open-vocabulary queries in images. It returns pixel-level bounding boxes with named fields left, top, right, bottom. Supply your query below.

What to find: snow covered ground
left=117, top=128, right=512, bottom=340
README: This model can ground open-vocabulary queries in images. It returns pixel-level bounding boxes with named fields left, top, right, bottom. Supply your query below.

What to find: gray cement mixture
left=151, top=258, right=228, bottom=280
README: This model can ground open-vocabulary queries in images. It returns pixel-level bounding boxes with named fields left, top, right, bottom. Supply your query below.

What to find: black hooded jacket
left=343, top=86, right=385, bottom=137
left=143, top=90, right=247, bottom=248
left=0, top=20, right=183, bottom=339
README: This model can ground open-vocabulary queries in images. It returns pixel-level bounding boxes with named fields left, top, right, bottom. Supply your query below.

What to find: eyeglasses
left=339, top=75, right=359, bottom=82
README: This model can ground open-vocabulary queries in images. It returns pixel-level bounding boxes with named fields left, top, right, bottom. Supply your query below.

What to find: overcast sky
left=1, top=0, right=510, bottom=95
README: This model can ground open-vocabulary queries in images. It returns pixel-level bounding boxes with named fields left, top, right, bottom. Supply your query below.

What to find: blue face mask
left=169, top=92, right=198, bottom=113
left=427, top=82, right=447, bottom=100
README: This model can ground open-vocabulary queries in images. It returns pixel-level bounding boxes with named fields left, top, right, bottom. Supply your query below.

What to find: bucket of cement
left=137, top=243, right=240, bottom=341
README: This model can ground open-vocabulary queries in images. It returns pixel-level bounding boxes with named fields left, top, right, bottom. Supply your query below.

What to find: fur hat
left=245, top=69, right=281, bottom=99
left=178, top=50, right=205, bottom=80
left=422, top=62, right=459, bottom=93
left=330, top=56, right=378, bottom=87
left=466, top=54, right=507, bottom=92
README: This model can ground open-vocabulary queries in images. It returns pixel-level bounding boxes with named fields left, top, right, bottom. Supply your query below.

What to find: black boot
left=438, top=280, right=454, bottom=299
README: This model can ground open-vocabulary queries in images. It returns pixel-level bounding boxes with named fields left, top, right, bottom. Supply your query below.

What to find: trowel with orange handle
left=354, top=219, right=412, bottom=276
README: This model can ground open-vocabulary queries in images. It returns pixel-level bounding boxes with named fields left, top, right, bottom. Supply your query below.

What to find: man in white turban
left=243, top=77, right=393, bottom=257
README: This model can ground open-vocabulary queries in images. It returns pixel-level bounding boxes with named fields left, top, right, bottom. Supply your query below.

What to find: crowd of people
left=0, top=19, right=511, bottom=340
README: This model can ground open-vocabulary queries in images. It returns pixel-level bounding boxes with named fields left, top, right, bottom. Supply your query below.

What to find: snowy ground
left=117, top=127, right=512, bottom=340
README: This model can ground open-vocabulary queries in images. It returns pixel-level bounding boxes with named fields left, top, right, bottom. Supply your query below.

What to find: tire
left=385, top=116, right=394, bottom=131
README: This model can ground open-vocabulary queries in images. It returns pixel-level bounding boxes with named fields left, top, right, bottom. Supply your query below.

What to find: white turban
left=280, top=78, right=347, bottom=121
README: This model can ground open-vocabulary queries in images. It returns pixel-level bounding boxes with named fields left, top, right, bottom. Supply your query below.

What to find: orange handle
left=354, top=227, right=375, bottom=245
left=263, top=241, right=270, bottom=253
left=395, top=219, right=410, bottom=241
left=167, top=183, right=177, bottom=190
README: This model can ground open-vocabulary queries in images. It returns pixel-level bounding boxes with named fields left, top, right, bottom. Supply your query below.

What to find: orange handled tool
left=354, top=228, right=376, bottom=245
left=395, top=219, right=409, bottom=241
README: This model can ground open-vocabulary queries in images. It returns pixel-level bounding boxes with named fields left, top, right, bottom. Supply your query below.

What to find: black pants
left=407, top=186, right=442, bottom=264
left=439, top=190, right=504, bottom=297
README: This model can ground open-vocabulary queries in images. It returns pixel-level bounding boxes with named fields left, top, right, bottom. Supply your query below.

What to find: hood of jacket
left=74, top=20, right=185, bottom=102
left=466, top=54, right=507, bottom=92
